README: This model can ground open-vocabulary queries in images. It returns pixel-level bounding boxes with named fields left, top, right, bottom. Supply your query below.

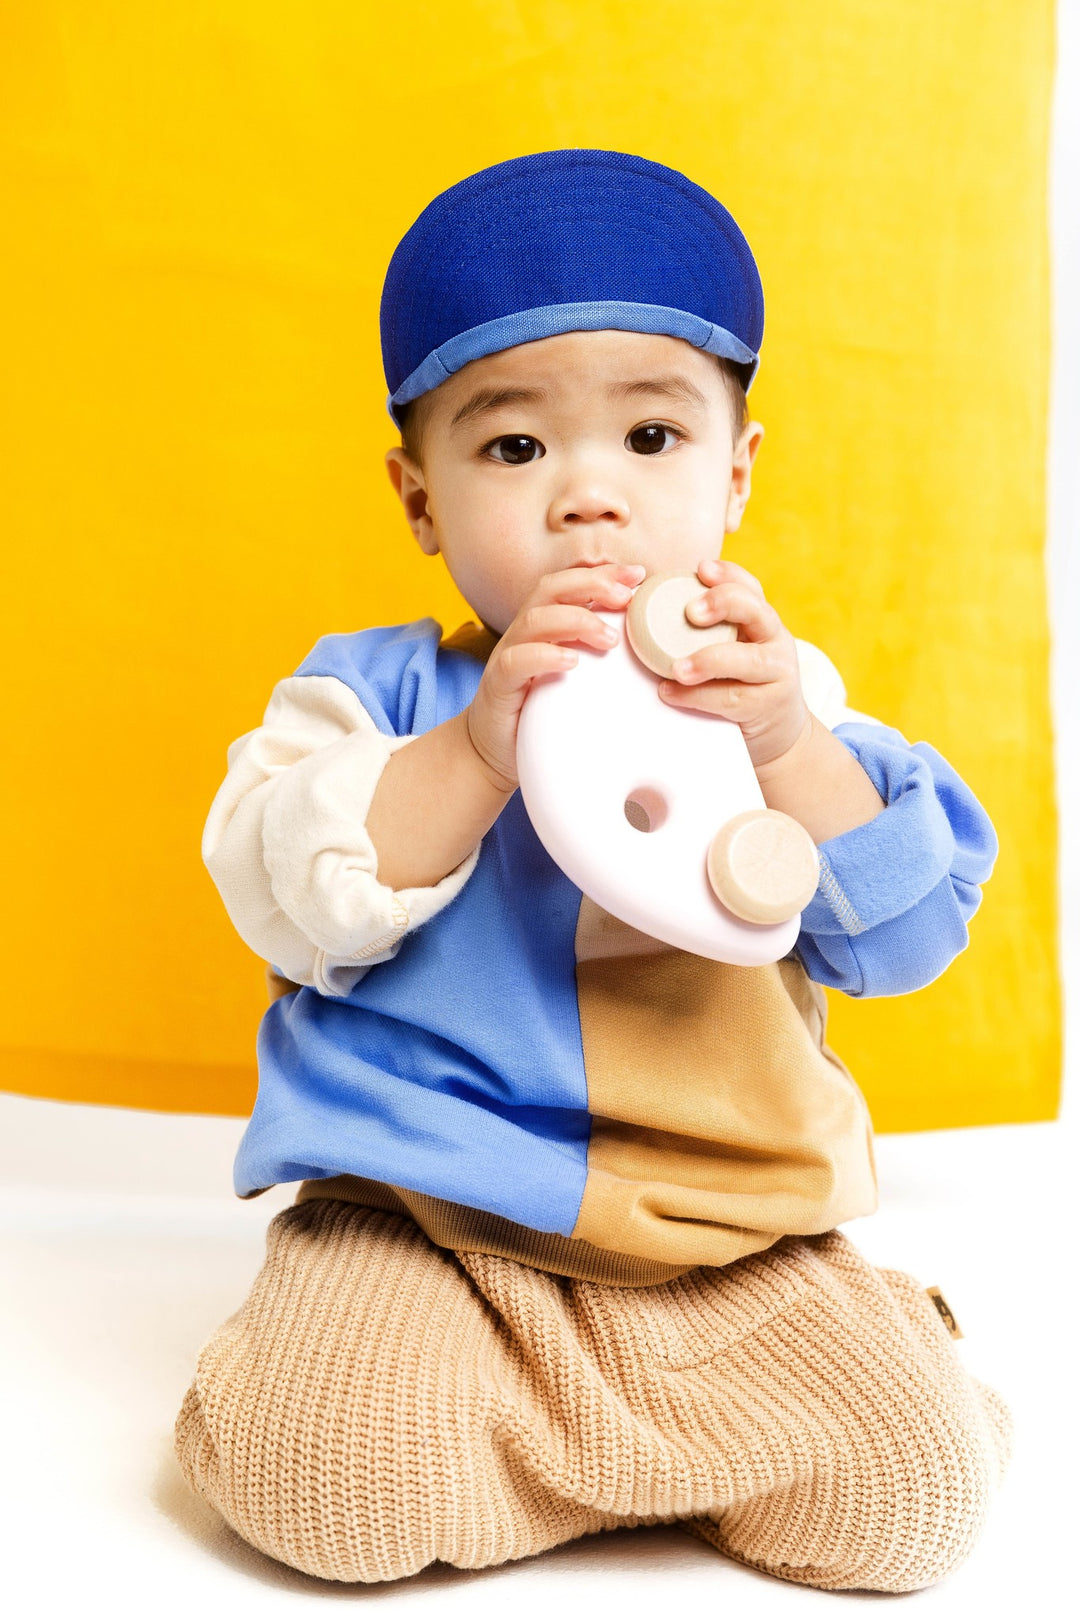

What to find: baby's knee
left=173, top=1343, right=309, bottom=1576
left=173, top=1374, right=220, bottom=1511
left=721, top=1372, right=1011, bottom=1594
left=799, top=1247, right=1012, bottom=1591
left=172, top=1200, right=473, bottom=1583
left=174, top=1325, right=402, bottom=1583
left=847, top=1386, right=1007, bottom=1592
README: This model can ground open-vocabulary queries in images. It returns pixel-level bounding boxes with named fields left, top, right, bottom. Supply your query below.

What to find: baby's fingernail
left=686, top=598, right=709, bottom=620
left=673, top=657, right=694, bottom=675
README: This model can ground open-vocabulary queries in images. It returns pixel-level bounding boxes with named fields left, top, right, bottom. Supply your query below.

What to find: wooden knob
left=625, top=570, right=736, bottom=678
left=707, top=809, right=820, bottom=925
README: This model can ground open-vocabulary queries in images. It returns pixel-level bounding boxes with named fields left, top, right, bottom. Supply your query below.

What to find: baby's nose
left=550, top=483, right=630, bottom=527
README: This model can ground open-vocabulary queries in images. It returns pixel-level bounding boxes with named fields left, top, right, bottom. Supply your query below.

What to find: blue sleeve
left=794, top=723, right=998, bottom=998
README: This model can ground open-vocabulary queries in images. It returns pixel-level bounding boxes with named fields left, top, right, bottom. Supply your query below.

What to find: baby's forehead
left=432, top=330, right=730, bottom=421
left=463, top=328, right=714, bottom=377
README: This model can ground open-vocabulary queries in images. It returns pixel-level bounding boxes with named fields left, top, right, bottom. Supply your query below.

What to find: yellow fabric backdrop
left=1, top=2, right=1059, bottom=1129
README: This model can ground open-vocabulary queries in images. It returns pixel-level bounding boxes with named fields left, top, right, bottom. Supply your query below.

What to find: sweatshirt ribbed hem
left=294, top=1174, right=698, bottom=1286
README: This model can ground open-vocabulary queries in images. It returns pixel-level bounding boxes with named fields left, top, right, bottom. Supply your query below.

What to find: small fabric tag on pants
left=926, top=1285, right=964, bottom=1339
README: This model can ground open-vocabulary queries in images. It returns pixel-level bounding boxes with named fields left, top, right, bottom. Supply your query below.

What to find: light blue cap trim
left=385, top=299, right=759, bottom=423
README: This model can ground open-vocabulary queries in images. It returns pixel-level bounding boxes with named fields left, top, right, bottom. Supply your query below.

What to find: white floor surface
left=1, top=1090, right=1076, bottom=1618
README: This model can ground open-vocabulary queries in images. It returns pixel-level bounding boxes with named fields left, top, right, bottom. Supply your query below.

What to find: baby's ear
left=385, top=448, right=439, bottom=556
left=725, top=421, right=764, bottom=532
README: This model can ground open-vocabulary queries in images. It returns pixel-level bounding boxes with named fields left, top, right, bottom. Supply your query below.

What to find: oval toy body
left=516, top=605, right=806, bottom=965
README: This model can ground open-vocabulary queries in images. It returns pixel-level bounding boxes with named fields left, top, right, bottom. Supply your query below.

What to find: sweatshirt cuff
left=797, top=723, right=982, bottom=937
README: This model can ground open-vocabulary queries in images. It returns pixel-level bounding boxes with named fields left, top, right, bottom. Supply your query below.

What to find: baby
left=176, top=150, right=1011, bottom=1592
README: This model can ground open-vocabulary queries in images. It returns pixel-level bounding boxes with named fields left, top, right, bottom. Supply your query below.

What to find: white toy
left=516, top=571, right=820, bottom=966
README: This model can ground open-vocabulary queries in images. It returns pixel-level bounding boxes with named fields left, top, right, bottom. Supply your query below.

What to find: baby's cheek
left=682, top=503, right=729, bottom=557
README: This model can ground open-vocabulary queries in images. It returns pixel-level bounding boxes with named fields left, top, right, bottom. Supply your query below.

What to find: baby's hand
left=467, top=561, right=647, bottom=792
left=657, top=558, right=811, bottom=770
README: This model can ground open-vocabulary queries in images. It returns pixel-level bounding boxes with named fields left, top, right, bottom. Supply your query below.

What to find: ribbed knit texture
left=175, top=1198, right=1011, bottom=1591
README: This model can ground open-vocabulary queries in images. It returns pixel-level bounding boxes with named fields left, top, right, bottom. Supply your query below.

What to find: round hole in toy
left=624, top=786, right=668, bottom=833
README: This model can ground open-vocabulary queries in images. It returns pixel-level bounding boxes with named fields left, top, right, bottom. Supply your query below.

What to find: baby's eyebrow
left=448, top=373, right=710, bottom=432
left=450, top=386, right=549, bottom=430
left=608, top=375, right=710, bottom=412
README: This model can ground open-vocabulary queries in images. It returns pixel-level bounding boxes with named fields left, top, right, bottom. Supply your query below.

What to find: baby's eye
left=485, top=434, right=546, bottom=465
left=626, top=422, right=682, bottom=455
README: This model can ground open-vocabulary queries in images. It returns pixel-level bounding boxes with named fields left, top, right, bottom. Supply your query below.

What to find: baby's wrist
left=748, top=709, right=815, bottom=782
left=461, top=706, right=519, bottom=798
left=753, top=713, right=886, bottom=843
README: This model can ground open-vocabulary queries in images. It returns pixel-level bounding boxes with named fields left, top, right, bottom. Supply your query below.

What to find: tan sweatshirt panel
left=569, top=905, right=878, bottom=1268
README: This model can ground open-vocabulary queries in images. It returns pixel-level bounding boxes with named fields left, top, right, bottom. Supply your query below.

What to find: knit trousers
left=174, top=1196, right=1012, bottom=1592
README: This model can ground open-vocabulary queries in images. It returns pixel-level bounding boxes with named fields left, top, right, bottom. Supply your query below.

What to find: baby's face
left=386, top=330, right=763, bottom=636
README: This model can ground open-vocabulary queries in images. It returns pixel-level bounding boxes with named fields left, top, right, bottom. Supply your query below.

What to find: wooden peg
left=625, top=570, right=737, bottom=678
left=707, top=809, right=820, bottom=925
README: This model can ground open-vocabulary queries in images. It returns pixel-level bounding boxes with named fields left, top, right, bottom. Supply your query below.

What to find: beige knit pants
left=174, top=1196, right=1012, bottom=1592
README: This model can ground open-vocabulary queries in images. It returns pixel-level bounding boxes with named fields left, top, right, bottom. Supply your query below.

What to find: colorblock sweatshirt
left=203, top=618, right=998, bottom=1286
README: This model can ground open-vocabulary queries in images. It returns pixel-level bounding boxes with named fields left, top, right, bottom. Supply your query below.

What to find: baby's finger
left=684, top=582, right=782, bottom=644
left=507, top=600, right=621, bottom=653
left=535, top=562, right=646, bottom=610
left=658, top=676, right=762, bottom=714
left=698, top=557, right=767, bottom=598
left=484, top=638, right=580, bottom=699
left=666, top=638, right=782, bottom=687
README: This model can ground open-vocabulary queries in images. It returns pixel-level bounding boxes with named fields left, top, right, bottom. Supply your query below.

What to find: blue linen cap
left=380, top=149, right=764, bottom=426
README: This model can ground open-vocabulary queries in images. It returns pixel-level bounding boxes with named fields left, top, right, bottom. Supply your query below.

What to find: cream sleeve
left=202, top=674, right=481, bottom=998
